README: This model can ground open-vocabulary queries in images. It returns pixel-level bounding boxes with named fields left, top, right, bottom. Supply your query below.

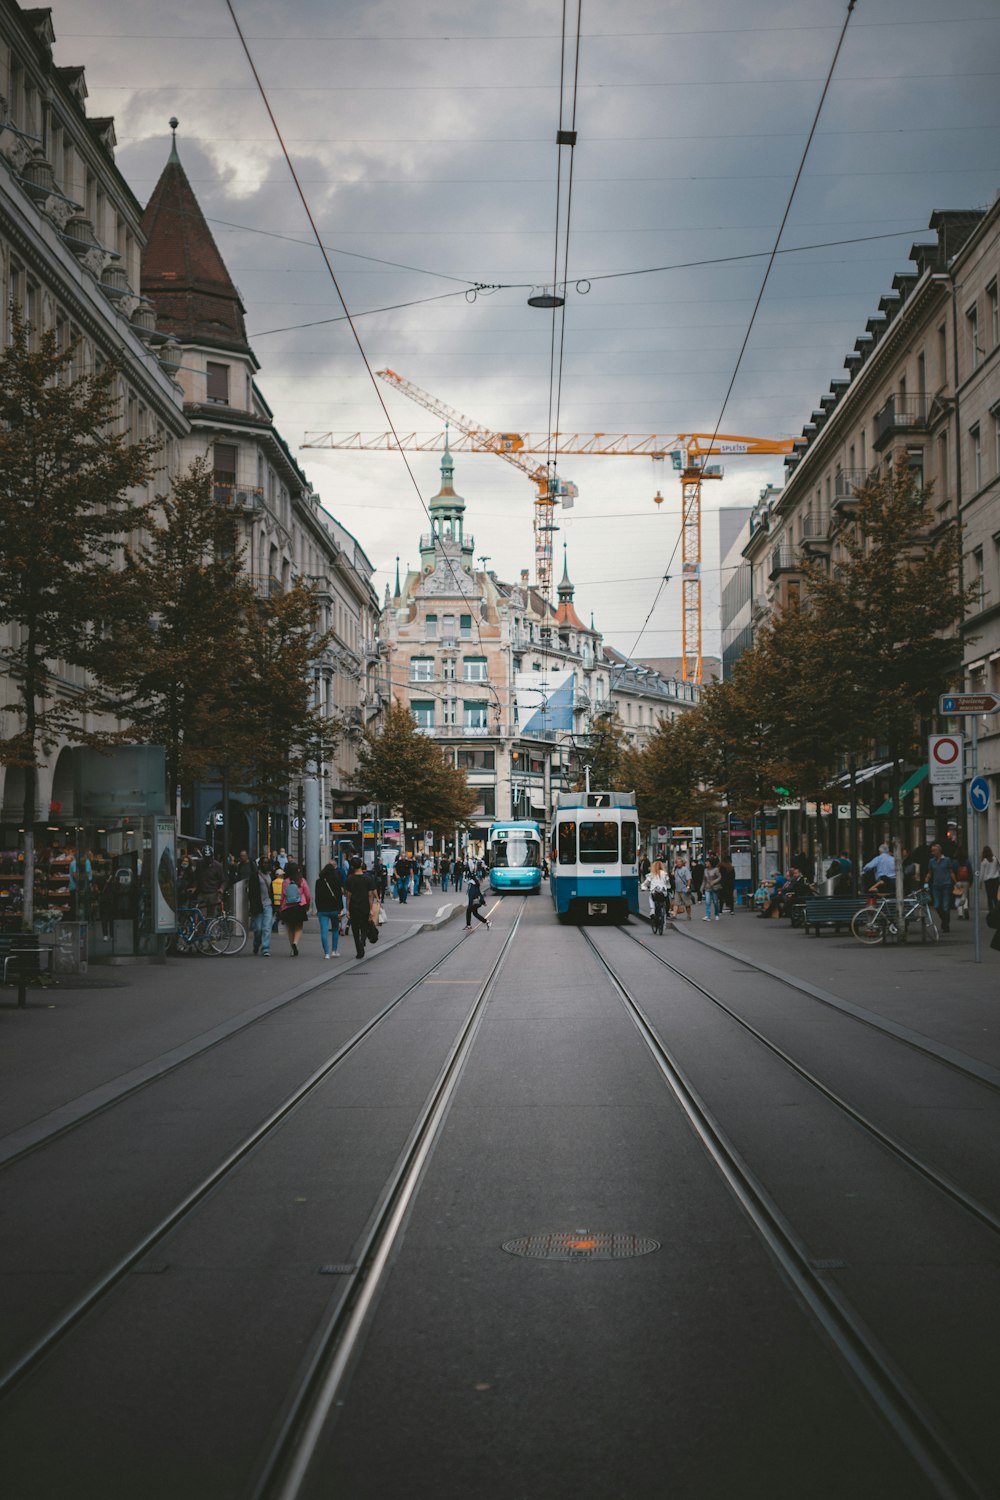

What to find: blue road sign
left=969, top=776, right=991, bottom=812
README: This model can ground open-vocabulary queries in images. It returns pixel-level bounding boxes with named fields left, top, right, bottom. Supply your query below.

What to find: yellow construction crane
left=302, top=379, right=792, bottom=683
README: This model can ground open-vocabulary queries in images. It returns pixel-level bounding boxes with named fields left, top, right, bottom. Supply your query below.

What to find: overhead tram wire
left=223, top=0, right=506, bottom=731
left=613, top=0, right=860, bottom=687
left=246, top=229, right=929, bottom=340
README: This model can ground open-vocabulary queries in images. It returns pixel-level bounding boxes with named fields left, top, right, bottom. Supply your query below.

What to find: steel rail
left=251, top=901, right=525, bottom=1500
left=607, top=923, right=1000, bottom=1237
left=658, top=917, right=1000, bottom=1095
left=0, top=920, right=468, bottom=1173
left=580, top=925, right=994, bottom=1500
left=0, top=925, right=478, bottom=1402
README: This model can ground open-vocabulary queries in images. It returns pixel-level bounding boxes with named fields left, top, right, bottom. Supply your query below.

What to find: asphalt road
left=0, top=892, right=996, bottom=1499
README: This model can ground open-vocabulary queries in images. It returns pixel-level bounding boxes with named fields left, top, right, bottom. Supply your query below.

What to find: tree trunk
left=22, top=762, right=36, bottom=931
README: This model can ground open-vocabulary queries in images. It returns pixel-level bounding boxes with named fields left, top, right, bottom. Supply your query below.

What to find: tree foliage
left=0, top=320, right=158, bottom=923
left=351, top=701, right=477, bottom=837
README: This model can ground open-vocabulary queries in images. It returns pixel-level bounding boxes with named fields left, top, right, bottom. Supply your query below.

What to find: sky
left=55, top=0, right=1000, bottom=663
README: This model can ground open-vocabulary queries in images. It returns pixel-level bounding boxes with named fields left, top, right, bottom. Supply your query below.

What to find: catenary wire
left=613, top=0, right=859, bottom=684
left=223, top=1, right=507, bottom=728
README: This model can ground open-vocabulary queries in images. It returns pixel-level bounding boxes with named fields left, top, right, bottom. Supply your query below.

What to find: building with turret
left=383, top=447, right=699, bottom=850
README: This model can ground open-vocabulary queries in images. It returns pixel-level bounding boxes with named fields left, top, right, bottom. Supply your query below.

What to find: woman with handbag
left=345, top=857, right=376, bottom=960
left=279, top=861, right=311, bottom=957
left=315, top=859, right=344, bottom=959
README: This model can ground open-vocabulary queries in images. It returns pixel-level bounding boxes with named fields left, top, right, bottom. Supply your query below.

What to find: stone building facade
left=743, top=200, right=1000, bottom=856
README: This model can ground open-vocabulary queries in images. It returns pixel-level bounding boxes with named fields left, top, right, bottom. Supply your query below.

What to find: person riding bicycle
left=643, top=860, right=671, bottom=933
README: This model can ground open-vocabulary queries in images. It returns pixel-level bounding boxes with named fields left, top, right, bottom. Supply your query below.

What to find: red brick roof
left=141, top=151, right=251, bottom=354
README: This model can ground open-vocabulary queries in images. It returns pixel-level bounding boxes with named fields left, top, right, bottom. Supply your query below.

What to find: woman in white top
left=980, top=846, right=1000, bottom=915
left=643, top=860, right=671, bottom=931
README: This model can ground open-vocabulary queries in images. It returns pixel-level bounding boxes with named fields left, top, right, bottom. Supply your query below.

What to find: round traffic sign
left=970, top=776, right=991, bottom=812
left=931, top=736, right=961, bottom=766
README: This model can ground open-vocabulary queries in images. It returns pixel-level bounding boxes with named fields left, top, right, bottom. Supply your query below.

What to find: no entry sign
left=928, top=733, right=964, bottom=784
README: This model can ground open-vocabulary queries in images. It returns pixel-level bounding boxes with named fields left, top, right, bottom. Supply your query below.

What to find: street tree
left=576, top=710, right=629, bottom=791
left=350, top=700, right=476, bottom=843
left=0, top=320, right=158, bottom=926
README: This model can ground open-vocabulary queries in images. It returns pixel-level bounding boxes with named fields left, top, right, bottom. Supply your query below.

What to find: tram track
left=606, top=922, right=1000, bottom=1237
left=655, top=916, right=1000, bottom=1094
left=250, top=898, right=525, bottom=1500
left=0, top=913, right=505, bottom=1406
left=0, top=916, right=469, bottom=1172
left=579, top=923, right=996, bottom=1500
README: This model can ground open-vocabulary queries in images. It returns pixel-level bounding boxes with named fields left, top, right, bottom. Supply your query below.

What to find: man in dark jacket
left=345, top=857, right=375, bottom=959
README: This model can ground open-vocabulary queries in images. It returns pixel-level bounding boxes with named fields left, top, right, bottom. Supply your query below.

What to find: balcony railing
left=214, top=482, right=263, bottom=512
left=248, top=573, right=283, bottom=598
left=800, top=509, right=832, bottom=543
left=873, top=394, right=931, bottom=450
left=769, top=545, right=800, bottom=579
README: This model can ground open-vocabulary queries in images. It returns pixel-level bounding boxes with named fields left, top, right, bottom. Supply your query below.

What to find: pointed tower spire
left=140, top=124, right=253, bottom=354
left=393, top=556, right=401, bottom=599
left=557, top=542, right=574, bottom=603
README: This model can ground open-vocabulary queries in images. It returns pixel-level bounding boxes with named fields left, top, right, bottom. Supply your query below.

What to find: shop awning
left=873, top=763, right=928, bottom=817
left=833, top=760, right=895, bottom=787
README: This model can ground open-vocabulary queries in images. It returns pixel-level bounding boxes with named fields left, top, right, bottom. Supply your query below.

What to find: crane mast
left=373, top=369, right=569, bottom=600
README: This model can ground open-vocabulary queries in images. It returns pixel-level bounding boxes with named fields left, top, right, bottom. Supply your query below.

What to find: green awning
left=873, top=763, right=928, bottom=817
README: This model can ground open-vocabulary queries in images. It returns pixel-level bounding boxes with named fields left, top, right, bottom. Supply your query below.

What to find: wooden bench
left=801, top=897, right=868, bottom=936
left=0, top=934, right=54, bottom=1008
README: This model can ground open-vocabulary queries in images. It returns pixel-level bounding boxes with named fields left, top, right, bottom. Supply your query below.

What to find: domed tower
left=420, top=428, right=475, bottom=572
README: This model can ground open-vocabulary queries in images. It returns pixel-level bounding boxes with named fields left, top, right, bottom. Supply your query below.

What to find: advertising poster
left=382, top=819, right=401, bottom=848
left=152, top=817, right=177, bottom=935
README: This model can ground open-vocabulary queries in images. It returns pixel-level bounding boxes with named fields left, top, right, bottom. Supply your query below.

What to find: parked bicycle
left=851, top=889, right=939, bottom=946
left=170, top=905, right=247, bottom=956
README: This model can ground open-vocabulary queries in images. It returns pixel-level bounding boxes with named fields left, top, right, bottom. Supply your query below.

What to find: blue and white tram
left=549, top=791, right=640, bottom=921
left=488, top=820, right=543, bottom=892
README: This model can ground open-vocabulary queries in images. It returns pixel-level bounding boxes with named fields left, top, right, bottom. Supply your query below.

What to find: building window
left=410, top=657, right=435, bottom=682
left=472, top=787, right=496, bottom=818
left=972, top=546, right=985, bottom=610
left=411, top=700, right=435, bottom=728
left=968, top=304, right=980, bottom=370
left=457, top=749, right=495, bottom=770
left=425, top=613, right=438, bottom=639
left=938, top=323, right=948, bottom=385
left=443, top=658, right=456, bottom=681
left=206, top=362, right=229, bottom=403
left=443, top=697, right=456, bottom=725
left=907, top=447, right=924, bottom=491
left=463, top=656, right=488, bottom=681
left=463, top=701, right=488, bottom=729
left=937, top=431, right=949, bottom=509
left=213, top=442, right=238, bottom=485
left=990, top=281, right=999, bottom=349
left=459, top=614, right=473, bottom=639
left=971, top=424, right=983, bottom=491
left=442, top=613, right=455, bottom=642
left=994, top=408, right=1000, bottom=478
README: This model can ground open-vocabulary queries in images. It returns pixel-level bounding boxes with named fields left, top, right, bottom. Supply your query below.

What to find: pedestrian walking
left=440, top=857, right=450, bottom=893
left=247, top=858, right=272, bottom=956
left=924, top=843, right=957, bottom=934
left=703, top=855, right=722, bottom=920
left=423, top=853, right=434, bottom=892
left=452, top=855, right=464, bottom=894
left=672, top=855, right=693, bottom=919
left=980, top=846, right=1000, bottom=915
left=373, top=856, right=388, bottom=903
left=195, top=845, right=225, bottom=919
left=278, top=860, right=310, bottom=956
left=465, top=870, right=491, bottom=930
left=719, top=853, right=736, bottom=913
left=690, top=856, right=705, bottom=907
left=346, top=856, right=376, bottom=959
left=394, top=853, right=412, bottom=903
left=270, top=867, right=284, bottom=931
left=314, top=859, right=344, bottom=958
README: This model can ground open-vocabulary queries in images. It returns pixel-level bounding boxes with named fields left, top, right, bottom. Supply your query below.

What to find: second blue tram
left=549, top=791, right=640, bottom=921
left=488, top=820, right=543, bottom=892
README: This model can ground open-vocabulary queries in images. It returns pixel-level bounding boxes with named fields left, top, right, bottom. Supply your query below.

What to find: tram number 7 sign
left=929, top=733, right=964, bottom=784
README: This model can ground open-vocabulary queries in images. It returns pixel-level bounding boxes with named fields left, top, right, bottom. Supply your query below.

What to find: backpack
left=284, top=880, right=301, bottom=906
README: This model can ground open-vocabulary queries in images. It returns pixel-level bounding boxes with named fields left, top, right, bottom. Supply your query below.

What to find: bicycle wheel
left=208, top=915, right=247, bottom=955
left=852, top=909, right=886, bottom=945
left=921, top=908, right=940, bottom=943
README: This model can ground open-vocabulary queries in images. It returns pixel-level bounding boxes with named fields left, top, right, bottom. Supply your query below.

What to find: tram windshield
left=579, top=821, right=619, bottom=863
left=490, top=833, right=540, bottom=868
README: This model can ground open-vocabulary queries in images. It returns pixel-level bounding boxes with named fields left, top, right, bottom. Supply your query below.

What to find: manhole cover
left=502, top=1231, right=659, bottom=1261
